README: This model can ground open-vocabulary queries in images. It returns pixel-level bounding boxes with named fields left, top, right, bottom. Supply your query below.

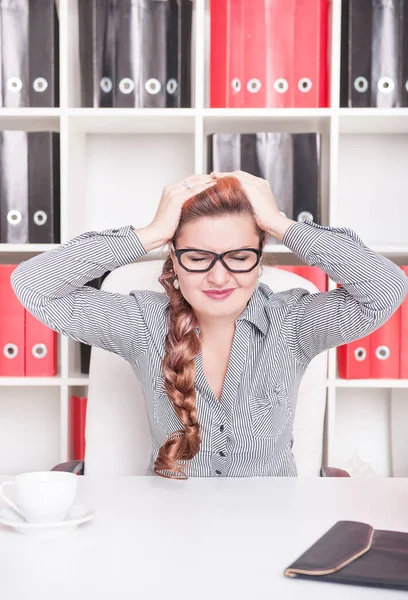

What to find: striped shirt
left=10, top=220, right=408, bottom=477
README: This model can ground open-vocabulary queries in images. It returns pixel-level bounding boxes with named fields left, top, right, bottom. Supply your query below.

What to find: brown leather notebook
left=284, top=520, right=408, bottom=591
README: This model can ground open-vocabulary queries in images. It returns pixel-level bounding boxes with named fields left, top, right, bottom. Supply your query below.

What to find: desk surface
left=0, top=475, right=407, bottom=600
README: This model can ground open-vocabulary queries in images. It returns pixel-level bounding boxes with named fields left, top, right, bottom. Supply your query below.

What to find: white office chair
left=53, top=260, right=350, bottom=478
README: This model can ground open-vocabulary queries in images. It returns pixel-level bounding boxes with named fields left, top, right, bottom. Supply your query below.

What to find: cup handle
left=0, top=481, right=25, bottom=520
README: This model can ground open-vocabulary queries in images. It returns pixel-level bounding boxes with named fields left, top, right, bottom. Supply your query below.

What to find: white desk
left=0, top=475, right=407, bottom=600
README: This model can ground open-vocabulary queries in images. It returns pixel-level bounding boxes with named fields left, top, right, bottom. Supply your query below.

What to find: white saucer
left=0, top=504, right=95, bottom=535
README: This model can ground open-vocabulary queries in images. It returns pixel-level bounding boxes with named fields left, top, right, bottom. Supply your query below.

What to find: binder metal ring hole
left=33, top=77, right=48, bottom=92
left=378, top=77, right=394, bottom=94
left=274, top=78, right=288, bottom=94
left=375, top=345, right=390, bottom=361
left=4, top=344, right=18, bottom=359
left=298, top=77, right=312, bottom=93
left=247, top=78, right=261, bottom=93
left=353, top=76, right=369, bottom=93
left=32, top=343, right=47, bottom=359
left=354, top=347, right=367, bottom=362
left=119, top=78, right=135, bottom=94
left=231, top=78, right=241, bottom=92
left=7, top=77, right=22, bottom=92
left=166, top=78, right=178, bottom=94
left=145, top=78, right=161, bottom=95
left=100, top=77, right=113, bottom=93
left=33, top=211, right=48, bottom=226
left=7, top=210, right=22, bottom=225
left=297, top=211, right=314, bottom=222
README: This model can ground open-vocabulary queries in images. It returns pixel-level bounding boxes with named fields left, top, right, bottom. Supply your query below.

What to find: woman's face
left=171, top=215, right=262, bottom=323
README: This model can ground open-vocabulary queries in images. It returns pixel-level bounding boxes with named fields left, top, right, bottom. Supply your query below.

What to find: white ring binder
left=247, top=78, right=262, bottom=93
left=298, top=77, right=312, bottom=93
left=166, top=79, right=178, bottom=94
left=7, top=210, right=22, bottom=226
left=231, top=78, right=241, bottom=92
left=100, top=77, right=113, bottom=93
left=3, top=344, right=18, bottom=360
left=378, top=77, right=394, bottom=94
left=145, top=78, right=161, bottom=95
left=274, top=78, right=289, bottom=94
left=32, top=77, right=48, bottom=92
left=118, top=78, right=135, bottom=94
left=33, top=211, right=48, bottom=226
left=353, top=76, right=369, bottom=93
left=32, top=343, right=48, bottom=359
left=375, top=345, right=390, bottom=361
left=7, top=77, right=22, bottom=92
left=354, top=347, right=367, bottom=362
left=298, top=211, right=314, bottom=222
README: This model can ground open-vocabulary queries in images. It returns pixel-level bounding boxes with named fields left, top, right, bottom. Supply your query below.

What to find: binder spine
left=340, top=0, right=350, bottom=107
left=240, top=133, right=261, bottom=175
left=292, top=133, right=320, bottom=224
left=350, top=0, right=373, bottom=107
left=28, top=0, right=59, bottom=107
left=209, top=0, right=228, bottom=107
left=141, top=0, right=168, bottom=108
left=207, top=132, right=241, bottom=172
left=228, top=0, right=245, bottom=108
left=258, top=132, right=293, bottom=221
left=78, top=0, right=116, bottom=107
left=179, top=0, right=192, bottom=107
left=265, top=0, right=295, bottom=108
left=115, top=0, right=138, bottom=107
left=0, top=131, right=29, bottom=243
left=243, top=0, right=266, bottom=108
left=0, top=0, right=29, bottom=107
left=371, top=0, right=399, bottom=108
left=399, top=0, right=408, bottom=106
left=294, top=0, right=329, bottom=108
left=27, top=132, right=60, bottom=244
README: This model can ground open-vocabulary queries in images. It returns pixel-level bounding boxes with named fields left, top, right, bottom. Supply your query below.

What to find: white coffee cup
left=0, top=471, right=78, bottom=524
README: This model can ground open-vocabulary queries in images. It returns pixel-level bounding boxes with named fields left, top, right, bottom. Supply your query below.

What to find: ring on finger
left=183, top=180, right=192, bottom=190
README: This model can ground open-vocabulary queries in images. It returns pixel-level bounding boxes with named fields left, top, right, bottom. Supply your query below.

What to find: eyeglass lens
left=179, top=250, right=258, bottom=271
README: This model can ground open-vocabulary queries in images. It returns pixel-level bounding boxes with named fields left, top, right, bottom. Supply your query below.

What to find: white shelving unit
left=1, top=0, right=407, bottom=477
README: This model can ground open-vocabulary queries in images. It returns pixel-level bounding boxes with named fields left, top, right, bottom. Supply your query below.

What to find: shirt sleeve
left=10, top=225, right=150, bottom=363
left=281, top=220, right=408, bottom=364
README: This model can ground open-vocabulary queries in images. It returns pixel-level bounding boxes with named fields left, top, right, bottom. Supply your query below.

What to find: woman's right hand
left=148, top=174, right=216, bottom=245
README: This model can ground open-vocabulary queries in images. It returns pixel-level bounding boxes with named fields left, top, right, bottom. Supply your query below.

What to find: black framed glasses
left=173, top=243, right=262, bottom=273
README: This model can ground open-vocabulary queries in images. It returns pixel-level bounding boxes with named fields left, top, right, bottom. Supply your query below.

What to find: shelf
left=68, top=109, right=196, bottom=134
left=0, top=109, right=60, bottom=131
left=372, top=246, right=408, bottom=256
left=203, top=108, right=332, bottom=134
left=338, top=109, right=408, bottom=134
left=0, top=377, right=62, bottom=387
left=1, top=377, right=407, bottom=389
left=68, top=376, right=89, bottom=386
left=332, top=379, right=408, bottom=388
left=0, top=244, right=59, bottom=254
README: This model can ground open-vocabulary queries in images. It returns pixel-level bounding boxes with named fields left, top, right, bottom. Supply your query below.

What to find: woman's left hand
left=210, top=170, right=282, bottom=234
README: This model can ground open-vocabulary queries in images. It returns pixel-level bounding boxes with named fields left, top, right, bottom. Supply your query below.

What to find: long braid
left=155, top=256, right=202, bottom=479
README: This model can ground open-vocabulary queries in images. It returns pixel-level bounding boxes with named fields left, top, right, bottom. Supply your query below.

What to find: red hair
left=155, top=176, right=265, bottom=479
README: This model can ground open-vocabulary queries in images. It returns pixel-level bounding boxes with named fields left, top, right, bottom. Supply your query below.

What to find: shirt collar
left=235, top=282, right=272, bottom=336
left=191, top=283, right=277, bottom=338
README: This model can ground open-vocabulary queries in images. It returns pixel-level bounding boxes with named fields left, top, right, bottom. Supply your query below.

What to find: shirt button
left=220, top=424, right=224, bottom=432
left=219, top=451, right=226, bottom=457
left=215, top=470, right=222, bottom=475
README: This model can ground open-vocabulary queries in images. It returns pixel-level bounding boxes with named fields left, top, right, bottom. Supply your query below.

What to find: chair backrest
left=85, top=260, right=328, bottom=477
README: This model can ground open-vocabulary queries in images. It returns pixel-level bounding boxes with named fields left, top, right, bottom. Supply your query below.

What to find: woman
left=11, top=171, right=408, bottom=480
